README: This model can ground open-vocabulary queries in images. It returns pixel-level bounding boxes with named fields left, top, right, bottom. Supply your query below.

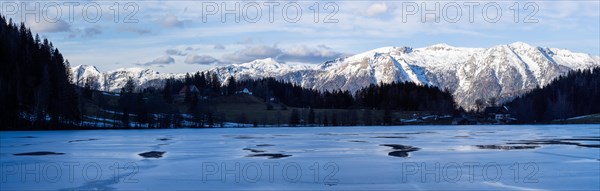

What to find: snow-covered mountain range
left=71, top=42, right=600, bottom=109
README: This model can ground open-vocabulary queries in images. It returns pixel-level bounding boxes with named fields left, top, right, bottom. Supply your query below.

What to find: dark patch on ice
left=157, top=138, right=172, bottom=141
left=68, top=138, right=99, bottom=143
left=392, top=132, right=436, bottom=135
left=475, top=131, right=495, bottom=134
left=381, top=144, right=419, bottom=150
left=475, top=145, right=540, bottom=150
left=380, top=144, right=420, bottom=158
left=372, top=136, right=409, bottom=139
left=8, top=144, right=32, bottom=147
left=348, top=140, right=368, bottom=143
left=243, top=148, right=266, bottom=153
left=256, top=144, right=275, bottom=147
left=317, top=133, right=336, bottom=136
left=316, top=133, right=358, bottom=136
left=574, top=136, right=600, bottom=139
left=388, top=151, right=413, bottom=158
left=559, top=138, right=600, bottom=142
left=157, top=143, right=169, bottom=146
left=247, top=153, right=291, bottom=159
left=454, top=136, right=471, bottom=139
left=15, top=136, right=37, bottom=138
left=14, top=151, right=64, bottom=156
left=226, top=135, right=265, bottom=139
left=508, top=138, right=600, bottom=149
left=571, top=144, right=600, bottom=148
left=139, top=151, right=166, bottom=158
left=273, top=134, right=291, bottom=137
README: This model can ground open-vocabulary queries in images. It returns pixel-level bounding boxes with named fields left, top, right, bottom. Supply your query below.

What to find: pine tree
left=227, top=76, right=237, bottom=95
left=289, top=109, right=300, bottom=127
left=162, top=78, right=173, bottom=103
left=0, top=18, right=81, bottom=129
left=383, top=109, right=392, bottom=125
left=308, top=108, right=315, bottom=125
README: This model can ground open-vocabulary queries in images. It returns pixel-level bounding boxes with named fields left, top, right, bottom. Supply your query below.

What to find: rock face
left=71, top=42, right=600, bottom=109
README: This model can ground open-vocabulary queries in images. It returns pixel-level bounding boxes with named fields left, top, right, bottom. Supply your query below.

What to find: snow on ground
left=1, top=125, right=599, bottom=190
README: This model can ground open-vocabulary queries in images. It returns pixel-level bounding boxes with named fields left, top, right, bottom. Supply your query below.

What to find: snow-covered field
left=1, top=125, right=599, bottom=190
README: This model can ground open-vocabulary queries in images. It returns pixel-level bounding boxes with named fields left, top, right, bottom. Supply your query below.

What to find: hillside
left=507, top=67, right=600, bottom=123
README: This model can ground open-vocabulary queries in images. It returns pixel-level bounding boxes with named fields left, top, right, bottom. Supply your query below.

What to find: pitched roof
left=484, top=106, right=510, bottom=114
left=179, top=85, right=200, bottom=94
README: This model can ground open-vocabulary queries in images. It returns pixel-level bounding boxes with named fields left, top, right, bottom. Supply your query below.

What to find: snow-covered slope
left=207, top=58, right=310, bottom=83
left=71, top=42, right=600, bottom=109
left=294, top=42, right=599, bottom=109
left=70, top=65, right=184, bottom=92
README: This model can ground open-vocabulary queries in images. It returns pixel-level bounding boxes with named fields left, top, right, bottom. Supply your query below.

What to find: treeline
left=162, top=72, right=222, bottom=102
left=237, top=78, right=354, bottom=109
left=355, top=82, right=456, bottom=112
left=171, top=74, right=457, bottom=113
left=0, top=16, right=80, bottom=130
left=240, top=78, right=456, bottom=113
left=507, top=68, right=600, bottom=123
left=150, top=75, right=457, bottom=127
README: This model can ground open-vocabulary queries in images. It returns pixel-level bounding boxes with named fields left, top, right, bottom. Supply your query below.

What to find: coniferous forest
left=507, top=68, right=600, bottom=123
left=0, top=16, right=80, bottom=130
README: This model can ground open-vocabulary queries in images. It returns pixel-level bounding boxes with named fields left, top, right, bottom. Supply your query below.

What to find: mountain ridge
left=71, top=42, right=600, bottom=109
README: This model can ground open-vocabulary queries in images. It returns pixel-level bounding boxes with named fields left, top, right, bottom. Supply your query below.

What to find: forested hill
left=0, top=16, right=80, bottom=129
left=507, top=67, right=600, bottom=123
left=168, top=75, right=457, bottom=112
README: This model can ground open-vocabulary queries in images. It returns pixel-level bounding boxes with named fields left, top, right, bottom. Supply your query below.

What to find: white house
left=237, top=88, right=253, bottom=95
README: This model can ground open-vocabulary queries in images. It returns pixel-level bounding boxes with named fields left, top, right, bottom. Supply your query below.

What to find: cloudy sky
left=3, top=0, right=599, bottom=73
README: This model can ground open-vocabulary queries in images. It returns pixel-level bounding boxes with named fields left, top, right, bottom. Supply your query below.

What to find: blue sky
left=3, top=0, right=599, bottom=73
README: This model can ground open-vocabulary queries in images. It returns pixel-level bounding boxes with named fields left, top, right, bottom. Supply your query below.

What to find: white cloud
left=214, top=44, right=225, bottom=50
left=84, top=27, right=102, bottom=37
left=185, top=54, right=220, bottom=65
left=67, top=26, right=102, bottom=38
left=222, top=44, right=345, bottom=64
left=317, top=44, right=332, bottom=49
left=223, top=45, right=282, bottom=63
left=26, top=19, right=71, bottom=33
left=161, top=14, right=184, bottom=28
left=165, top=49, right=187, bottom=56
left=366, top=3, right=388, bottom=16
left=139, top=56, right=175, bottom=66
left=280, top=45, right=345, bottom=63
left=118, top=26, right=152, bottom=35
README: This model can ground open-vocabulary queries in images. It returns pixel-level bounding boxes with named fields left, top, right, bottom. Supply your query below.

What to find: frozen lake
left=1, top=125, right=599, bottom=190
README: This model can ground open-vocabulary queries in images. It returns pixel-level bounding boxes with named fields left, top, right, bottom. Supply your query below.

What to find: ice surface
left=1, top=125, right=599, bottom=190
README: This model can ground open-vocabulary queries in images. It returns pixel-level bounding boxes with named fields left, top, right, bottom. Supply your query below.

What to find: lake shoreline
left=1, top=123, right=598, bottom=132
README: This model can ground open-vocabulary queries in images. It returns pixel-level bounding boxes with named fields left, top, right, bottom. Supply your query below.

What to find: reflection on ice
left=247, top=153, right=292, bottom=159
left=68, top=138, right=99, bottom=143
left=14, top=151, right=65, bottom=156
left=139, top=151, right=166, bottom=158
left=380, top=144, right=420, bottom=158
left=243, top=148, right=266, bottom=153
left=474, top=145, right=540, bottom=150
